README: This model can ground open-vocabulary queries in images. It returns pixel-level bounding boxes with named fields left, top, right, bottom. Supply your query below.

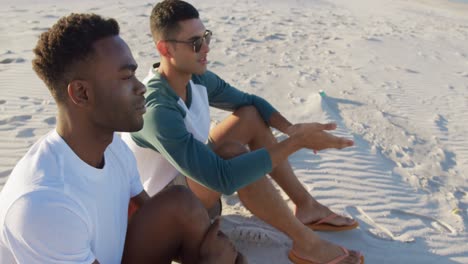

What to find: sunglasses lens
left=194, top=38, right=203, bottom=53
left=194, top=31, right=212, bottom=53
left=205, top=33, right=212, bottom=46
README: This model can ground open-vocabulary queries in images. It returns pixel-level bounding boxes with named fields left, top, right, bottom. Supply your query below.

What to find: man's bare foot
left=292, top=238, right=362, bottom=264
left=295, top=201, right=356, bottom=229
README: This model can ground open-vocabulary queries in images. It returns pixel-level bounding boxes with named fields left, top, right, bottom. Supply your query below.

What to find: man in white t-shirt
left=0, top=13, right=242, bottom=264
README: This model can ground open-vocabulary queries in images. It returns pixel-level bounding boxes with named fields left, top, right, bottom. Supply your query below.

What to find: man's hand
left=286, top=122, right=354, bottom=152
left=199, top=218, right=240, bottom=264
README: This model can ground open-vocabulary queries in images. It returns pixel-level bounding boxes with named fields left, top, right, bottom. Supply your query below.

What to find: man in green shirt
left=126, top=1, right=364, bottom=263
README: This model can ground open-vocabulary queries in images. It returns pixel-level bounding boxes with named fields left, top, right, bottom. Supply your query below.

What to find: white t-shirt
left=0, top=130, right=143, bottom=264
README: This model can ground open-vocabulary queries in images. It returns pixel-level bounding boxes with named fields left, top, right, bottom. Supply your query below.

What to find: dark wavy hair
left=32, top=13, right=120, bottom=102
left=150, top=0, right=199, bottom=42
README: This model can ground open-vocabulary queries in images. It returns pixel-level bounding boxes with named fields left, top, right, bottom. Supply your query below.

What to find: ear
left=67, top=80, right=91, bottom=107
left=156, top=41, right=172, bottom=58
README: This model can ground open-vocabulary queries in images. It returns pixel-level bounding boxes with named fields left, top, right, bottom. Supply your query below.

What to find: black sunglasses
left=164, top=30, right=212, bottom=53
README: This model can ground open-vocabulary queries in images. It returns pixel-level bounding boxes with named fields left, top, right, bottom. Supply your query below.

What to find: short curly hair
left=32, top=13, right=120, bottom=102
left=150, top=0, right=199, bottom=42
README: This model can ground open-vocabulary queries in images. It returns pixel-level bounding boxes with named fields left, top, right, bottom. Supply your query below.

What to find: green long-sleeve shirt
left=130, top=65, right=276, bottom=194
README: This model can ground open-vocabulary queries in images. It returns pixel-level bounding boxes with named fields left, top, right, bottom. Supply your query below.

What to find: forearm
left=265, top=134, right=301, bottom=168
left=183, top=148, right=272, bottom=195
left=268, top=111, right=293, bottom=134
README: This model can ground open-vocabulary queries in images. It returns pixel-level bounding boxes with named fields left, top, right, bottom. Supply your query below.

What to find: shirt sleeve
left=202, top=71, right=278, bottom=124
left=3, top=191, right=95, bottom=264
left=138, top=107, right=272, bottom=195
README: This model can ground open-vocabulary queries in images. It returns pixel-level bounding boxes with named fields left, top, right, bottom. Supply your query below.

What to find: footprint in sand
left=248, top=79, right=261, bottom=87
left=225, top=226, right=286, bottom=246
left=456, top=71, right=468, bottom=78
left=453, top=189, right=466, bottom=200
left=0, top=58, right=25, bottom=64
left=263, top=33, right=286, bottom=41
left=245, top=38, right=262, bottom=43
left=430, top=147, right=456, bottom=172
left=221, top=217, right=287, bottom=247
left=390, top=209, right=457, bottom=234
left=434, top=114, right=448, bottom=132
left=33, top=107, right=44, bottom=113
left=31, top=98, right=42, bottom=106
left=16, top=128, right=35, bottom=138
left=8, top=115, right=32, bottom=123
left=43, top=116, right=56, bottom=125
left=347, top=205, right=457, bottom=243
left=208, top=61, right=225, bottom=68
left=405, top=68, right=420, bottom=74
left=0, top=169, right=12, bottom=178
left=287, top=92, right=305, bottom=105
left=366, top=37, right=382, bottom=42
left=0, top=115, right=32, bottom=126
left=454, top=51, right=467, bottom=58
left=346, top=206, right=415, bottom=243
left=42, top=15, right=60, bottom=19
left=31, top=27, right=50, bottom=32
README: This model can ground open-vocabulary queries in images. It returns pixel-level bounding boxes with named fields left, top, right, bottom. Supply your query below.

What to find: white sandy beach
left=1, top=0, right=467, bottom=263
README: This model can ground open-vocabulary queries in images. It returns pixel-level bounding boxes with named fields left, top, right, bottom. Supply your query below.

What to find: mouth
left=136, top=101, right=146, bottom=114
left=199, top=57, right=208, bottom=65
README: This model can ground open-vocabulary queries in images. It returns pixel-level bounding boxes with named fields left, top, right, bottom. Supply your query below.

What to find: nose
left=134, top=79, right=146, bottom=95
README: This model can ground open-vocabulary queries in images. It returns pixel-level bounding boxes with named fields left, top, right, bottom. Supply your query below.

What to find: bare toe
left=345, top=250, right=363, bottom=264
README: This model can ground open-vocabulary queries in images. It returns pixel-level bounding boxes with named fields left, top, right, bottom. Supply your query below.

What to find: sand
left=1, top=0, right=467, bottom=263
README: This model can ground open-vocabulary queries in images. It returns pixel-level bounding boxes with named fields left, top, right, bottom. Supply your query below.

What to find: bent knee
left=149, top=186, right=209, bottom=226
left=143, top=186, right=203, bottom=216
left=233, top=106, right=262, bottom=123
left=163, top=185, right=200, bottom=206
left=214, top=141, right=249, bottom=159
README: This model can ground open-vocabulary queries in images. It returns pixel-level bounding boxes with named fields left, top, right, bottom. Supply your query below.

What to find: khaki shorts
left=163, top=137, right=221, bottom=219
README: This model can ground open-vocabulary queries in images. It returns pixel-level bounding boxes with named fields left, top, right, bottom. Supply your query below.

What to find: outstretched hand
left=199, top=218, right=241, bottom=264
left=286, top=122, right=354, bottom=152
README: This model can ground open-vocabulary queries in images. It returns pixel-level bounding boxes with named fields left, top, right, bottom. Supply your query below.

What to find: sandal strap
left=328, top=247, right=349, bottom=264
left=313, top=213, right=339, bottom=226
